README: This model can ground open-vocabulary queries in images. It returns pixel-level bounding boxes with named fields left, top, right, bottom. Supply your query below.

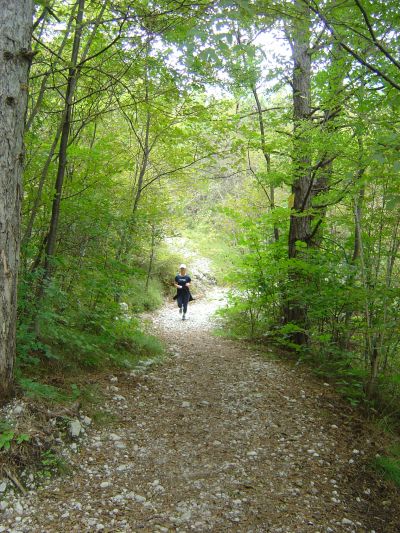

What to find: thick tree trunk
left=288, top=3, right=312, bottom=259
left=0, top=0, right=33, bottom=400
left=285, top=1, right=312, bottom=345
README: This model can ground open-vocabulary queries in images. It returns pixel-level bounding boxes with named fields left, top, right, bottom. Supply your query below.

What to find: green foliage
left=39, top=450, right=69, bottom=477
left=0, top=421, right=30, bottom=451
left=24, top=277, right=164, bottom=372
left=13, top=0, right=400, bottom=481
left=18, top=378, right=81, bottom=403
left=90, top=410, right=117, bottom=427
left=19, top=0, right=221, bottom=393
left=0, top=431, right=15, bottom=451
left=184, top=224, right=232, bottom=286
left=374, top=446, right=400, bottom=487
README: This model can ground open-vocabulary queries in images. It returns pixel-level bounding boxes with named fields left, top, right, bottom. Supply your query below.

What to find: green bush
left=374, top=446, right=400, bottom=487
left=18, top=378, right=81, bottom=403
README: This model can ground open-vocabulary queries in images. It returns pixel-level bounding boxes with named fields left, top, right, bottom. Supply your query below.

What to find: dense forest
left=1, top=0, right=400, bottom=490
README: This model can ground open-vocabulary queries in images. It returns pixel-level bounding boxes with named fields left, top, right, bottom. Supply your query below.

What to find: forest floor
left=1, top=289, right=400, bottom=532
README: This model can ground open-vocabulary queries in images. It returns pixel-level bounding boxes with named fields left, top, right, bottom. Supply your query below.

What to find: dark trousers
left=177, top=291, right=190, bottom=313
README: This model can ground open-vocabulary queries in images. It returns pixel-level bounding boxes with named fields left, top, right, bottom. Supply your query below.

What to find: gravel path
left=1, top=290, right=399, bottom=532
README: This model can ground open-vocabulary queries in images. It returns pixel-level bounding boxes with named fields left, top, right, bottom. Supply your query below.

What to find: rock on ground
left=0, top=289, right=399, bottom=532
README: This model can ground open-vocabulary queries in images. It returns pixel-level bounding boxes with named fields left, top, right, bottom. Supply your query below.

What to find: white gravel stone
left=342, top=518, right=353, bottom=525
left=0, top=283, right=391, bottom=533
left=0, top=501, right=8, bottom=511
left=69, top=419, right=82, bottom=438
left=14, top=502, right=23, bottom=515
left=13, top=405, right=24, bottom=415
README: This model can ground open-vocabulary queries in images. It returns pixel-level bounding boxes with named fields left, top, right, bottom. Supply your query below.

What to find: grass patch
left=91, top=409, right=119, bottom=427
left=39, top=449, right=70, bottom=477
left=374, top=446, right=400, bottom=487
left=17, top=378, right=81, bottom=404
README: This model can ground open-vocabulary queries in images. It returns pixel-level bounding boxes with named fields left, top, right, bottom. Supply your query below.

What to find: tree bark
left=0, top=0, right=34, bottom=400
left=285, top=1, right=312, bottom=345
left=288, top=2, right=312, bottom=259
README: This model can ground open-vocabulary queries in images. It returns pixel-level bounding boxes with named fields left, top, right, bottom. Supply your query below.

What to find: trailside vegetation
left=0, top=0, right=399, bottom=479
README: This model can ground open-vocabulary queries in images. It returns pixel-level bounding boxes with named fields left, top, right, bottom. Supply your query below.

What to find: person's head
left=179, top=263, right=187, bottom=274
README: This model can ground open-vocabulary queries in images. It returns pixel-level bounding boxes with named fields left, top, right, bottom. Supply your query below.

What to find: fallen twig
left=5, top=468, right=27, bottom=495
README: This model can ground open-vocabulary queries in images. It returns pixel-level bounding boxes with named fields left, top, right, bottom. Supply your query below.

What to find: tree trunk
left=352, top=136, right=366, bottom=262
left=288, top=2, right=312, bottom=259
left=21, top=122, right=63, bottom=250
left=25, top=1, right=107, bottom=257
left=145, top=224, right=156, bottom=293
left=26, top=3, right=77, bottom=131
left=251, top=86, right=279, bottom=242
left=285, top=1, right=312, bottom=345
left=0, top=0, right=33, bottom=400
left=43, top=0, right=85, bottom=278
left=131, top=40, right=151, bottom=219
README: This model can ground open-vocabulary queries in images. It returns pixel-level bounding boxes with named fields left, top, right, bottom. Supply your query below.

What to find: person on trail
left=174, top=264, right=191, bottom=320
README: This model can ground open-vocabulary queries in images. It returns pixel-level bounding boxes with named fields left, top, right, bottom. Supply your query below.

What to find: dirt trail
left=1, top=290, right=399, bottom=532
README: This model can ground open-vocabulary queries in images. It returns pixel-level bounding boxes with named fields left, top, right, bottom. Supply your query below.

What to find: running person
left=174, top=264, right=191, bottom=320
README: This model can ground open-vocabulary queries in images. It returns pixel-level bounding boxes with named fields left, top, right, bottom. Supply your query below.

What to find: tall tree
left=285, top=1, right=312, bottom=344
left=0, top=0, right=33, bottom=399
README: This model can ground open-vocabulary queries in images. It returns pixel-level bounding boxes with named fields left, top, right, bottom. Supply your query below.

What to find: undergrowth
left=373, top=445, right=400, bottom=488
left=16, top=265, right=167, bottom=406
